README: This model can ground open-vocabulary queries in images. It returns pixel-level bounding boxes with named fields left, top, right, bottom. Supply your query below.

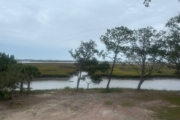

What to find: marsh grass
left=24, top=63, right=175, bottom=78
left=24, top=63, right=76, bottom=77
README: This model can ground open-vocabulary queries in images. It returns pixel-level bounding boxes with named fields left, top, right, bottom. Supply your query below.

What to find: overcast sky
left=0, top=0, right=179, bottom=60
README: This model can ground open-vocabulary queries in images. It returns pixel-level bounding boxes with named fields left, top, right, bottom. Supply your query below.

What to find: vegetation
left=143, top=0, right=180, bottom=7
left=125, top=27, right=165, bottom=90
left=100, top=26, right=133, bottom=91
left=22, top=65, right=40, bottom=94
left=0, top=52, right=41, bottom=100
left=69, top=40, right=110, bottom=91
left=163, top=14, right=180, bottom=78
left=23, top=62, right=175, bottom=78
left=24, top=63, right=75, bottom=77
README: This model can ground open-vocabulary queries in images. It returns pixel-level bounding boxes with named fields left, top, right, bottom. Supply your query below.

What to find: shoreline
left=33, top=76, right=179, bottom=81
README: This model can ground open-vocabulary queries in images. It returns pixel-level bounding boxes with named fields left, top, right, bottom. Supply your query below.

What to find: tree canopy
left=100, top=26, right=133, bottom=91
left=125, top=27, right=165, bottom=90
left=163, top=14, right=180, bottom=77
left=69, top=40, right=107, bottom=91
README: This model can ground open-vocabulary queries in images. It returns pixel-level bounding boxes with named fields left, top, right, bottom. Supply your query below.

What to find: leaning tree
left=100, top=26, right=133, bottom=91
left=125, top=27, right=165, bottom=90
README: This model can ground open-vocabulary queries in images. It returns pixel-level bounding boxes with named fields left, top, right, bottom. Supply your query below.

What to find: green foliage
left=22, top=65, right=41, bottom=94
left=63, top=86, right=72, bottom=91
left=164, top=14, right=180, bottom=77
left=69, top=40, right=107, bottom=91
left=0, top=52, right=17, bottom=72
left=125, top=26, right=165, bottom=90
left=100, top=26, right=133, bottom=91
left=0, top=53, right=24, bottom=100
left=0, top=91, right=11, bottom=100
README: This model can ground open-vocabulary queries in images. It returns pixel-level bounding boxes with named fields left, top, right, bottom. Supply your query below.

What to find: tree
left=0, top=52, right=18, bottom=100
left=69, top=40, right=104, bottom=91
left=0, top=52, right=17, bottom=72
left=22, top=65, right=40, bottom=94
left=163, top=14, right=180, bottom=77
left=143, top=0, right=180, bottom=7
left=2, top=64, right=25, bottom=101
left=125, top=27, right=165, bottom=90
left=100, top=26, right=133, bottom=91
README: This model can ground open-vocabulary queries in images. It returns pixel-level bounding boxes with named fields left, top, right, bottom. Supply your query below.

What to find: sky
left=0, top=0, right=179, bottom=60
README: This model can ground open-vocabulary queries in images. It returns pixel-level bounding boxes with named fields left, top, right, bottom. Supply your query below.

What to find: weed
left=120, top=101, right=134, bottom=107
left=71, top=106, right=79, bottom=111
left=104, top=101, right=113, bottom=106
left=153, top=107, right=180, bottom=120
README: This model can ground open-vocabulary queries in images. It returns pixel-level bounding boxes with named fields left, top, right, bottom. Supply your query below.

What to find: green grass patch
left=104, top=101, right=113, bottom=106
left=90, top=88, right=123, bottom=93
left=134, top=91, right=180, bottom=120
left=120, top=101, right=134, bottom=107
left=161, top=93, right=180, bottom=105
left=153, top=107, right=180, bottom=120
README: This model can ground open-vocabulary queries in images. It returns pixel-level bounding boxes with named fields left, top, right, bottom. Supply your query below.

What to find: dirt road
left=0, top=90, right=163, bottom=120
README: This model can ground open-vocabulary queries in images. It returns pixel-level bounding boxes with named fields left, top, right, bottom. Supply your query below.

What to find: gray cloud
left=0, top=0, right=179, bottom=59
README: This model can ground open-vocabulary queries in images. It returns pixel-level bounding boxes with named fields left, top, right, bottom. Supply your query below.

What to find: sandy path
left=0, top=91, right=158, bottom=120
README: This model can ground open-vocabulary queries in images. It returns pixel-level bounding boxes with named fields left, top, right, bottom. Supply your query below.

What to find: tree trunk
left=106, top=54, right=117, bottom=91
left=87, top=82, right=91, bottom=90
left=137, top=77, right=145, bottom=90
left=10, top=90, right=14, bottom=104
left=76, top=72, right=82, bottom=91
left=20, top=82, right=23, bottom=93
left=137, top=55, right=146, bottom=90
left=27, top=78, right=31, bottom=94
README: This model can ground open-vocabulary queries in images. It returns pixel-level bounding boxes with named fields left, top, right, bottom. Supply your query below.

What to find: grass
left=23, top=63, right=176, bottom=78
left=8, top=103, right=24, bottom=109
left=104, top=101, right=113, bottom=106
left=24, top=63, right=75, bottom=77
left=152, top=92, right=180, bottom=120
left=154, top=107, right=180, bottom=120
left=132, top=90, right=180, bottom=120
left=120, top=101, right=134, bottom=107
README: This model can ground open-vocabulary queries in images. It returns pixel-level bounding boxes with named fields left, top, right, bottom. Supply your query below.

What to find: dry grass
left=24, top=63, right=175, bottom=78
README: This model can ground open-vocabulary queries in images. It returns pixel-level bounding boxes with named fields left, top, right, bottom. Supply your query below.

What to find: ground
left=0, top=89, right=178, bottom=120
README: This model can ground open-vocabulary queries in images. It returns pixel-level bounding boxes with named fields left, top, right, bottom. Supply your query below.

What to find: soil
left=0, top=90, right=166, bottom=120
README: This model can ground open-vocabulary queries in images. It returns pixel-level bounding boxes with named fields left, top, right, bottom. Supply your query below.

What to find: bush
left=0, top=91, right=11, bottom=100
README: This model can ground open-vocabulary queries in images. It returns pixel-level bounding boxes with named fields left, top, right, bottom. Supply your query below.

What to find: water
left=30, top=76, right=180, bottom=91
